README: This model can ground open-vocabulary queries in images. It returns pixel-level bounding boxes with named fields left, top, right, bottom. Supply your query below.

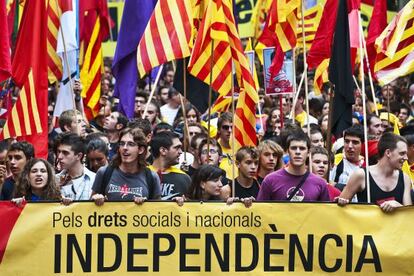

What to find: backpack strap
left=144, top=167, right=155, bottom=199
left=334, top=160, right=344, bottom=184
left=287, top=171, right=310, bottom=201
left=100, top=165, right=115, bottom=195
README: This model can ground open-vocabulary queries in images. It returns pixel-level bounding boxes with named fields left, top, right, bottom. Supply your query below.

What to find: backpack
left=98, top=166, right=155, bottom=199
left=333, top=160, right=344, bottom=184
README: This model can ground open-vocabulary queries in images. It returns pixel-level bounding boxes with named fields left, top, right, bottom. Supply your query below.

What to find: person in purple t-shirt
left=257, top=132, right=330, bottom=202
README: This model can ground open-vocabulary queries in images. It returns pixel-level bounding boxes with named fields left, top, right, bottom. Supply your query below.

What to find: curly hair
left=112, top=128, right=148, bottom=170
left=15, top=159, right=61, bottom=200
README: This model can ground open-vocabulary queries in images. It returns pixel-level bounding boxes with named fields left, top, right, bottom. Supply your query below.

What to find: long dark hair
left=187, top=165, right=224, bottom=200
left=15, top=158, right=61, bottom=200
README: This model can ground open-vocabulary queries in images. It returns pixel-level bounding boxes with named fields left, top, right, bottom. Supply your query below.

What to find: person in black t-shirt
left=233, top=146, right=260, bottom=199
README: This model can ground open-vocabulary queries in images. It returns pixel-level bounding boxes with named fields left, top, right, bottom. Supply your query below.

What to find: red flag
left=0, top=1, right=11, bottom=82
left=366, top=0, right=387, bottom=77
left=307, top=0, right=339, bottom=69
left=3, top=0, right=49, bottom=159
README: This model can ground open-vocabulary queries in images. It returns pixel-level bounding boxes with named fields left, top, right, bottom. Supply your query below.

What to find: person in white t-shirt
left=160, top=87, right=181, bottom=126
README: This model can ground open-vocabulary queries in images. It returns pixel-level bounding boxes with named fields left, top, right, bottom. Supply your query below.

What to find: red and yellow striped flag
left=80, top=18, right=103, bottom=118
left=211, top=94, right=231, bottom=113
left=2, top=0, right=49, bottom=158
left=188, top=0, right=259, bottom=149
left=0, top=69, right=43, bottom=138
left=313, top=58, right=329, bottom=95
left=137, top=0, right=193, bottom=77
left=256, top=0, right=300, bottom=65
left=297, top=3, right=324, bottom=49
left=46, top=0, right=63, bottom=83
left=374, top=0, right=414, bottom=86
left=79, top=0, right=110, bottom=119
left=267, top=0, right=300, bottom=52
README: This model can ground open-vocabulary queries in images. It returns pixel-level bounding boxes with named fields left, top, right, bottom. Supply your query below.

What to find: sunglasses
left=221, top=125, right=232, bottom=131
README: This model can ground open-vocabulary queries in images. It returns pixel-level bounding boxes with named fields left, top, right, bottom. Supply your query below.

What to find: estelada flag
left=0, top=0, right=48, bottom=159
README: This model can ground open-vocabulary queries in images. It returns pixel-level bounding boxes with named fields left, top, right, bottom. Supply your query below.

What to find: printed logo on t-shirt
left=286, top=187, right=305, bottom=202
left=161, top=183, right=175, bottom=197
left=108, top=184, right=143, bottom=198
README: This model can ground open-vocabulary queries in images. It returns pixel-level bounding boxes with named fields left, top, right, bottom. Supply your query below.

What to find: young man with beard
left=337, top=133, right=412, bottom=212
left=55, top=133, right=96, bottom=200
left=0, top=142, right=35, bottom=200
left=330, top=125, right=364, bottom=191
left=257, top=132, right=330, bottom=202
left=149, top=131, right=191, bottom=199
left=91, top=128, right=161, bottom=205
left=103, top=111, right=128, bottom=160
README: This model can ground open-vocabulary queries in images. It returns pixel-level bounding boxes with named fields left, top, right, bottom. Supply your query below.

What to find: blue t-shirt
left=0, top=177, right=15, bottom=200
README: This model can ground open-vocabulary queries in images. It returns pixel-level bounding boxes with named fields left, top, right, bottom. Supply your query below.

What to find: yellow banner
left=0, top=202, right=413, bottom=275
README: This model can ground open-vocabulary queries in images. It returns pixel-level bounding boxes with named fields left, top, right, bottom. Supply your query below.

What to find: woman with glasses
left=91, top=128, right=161, bottom=205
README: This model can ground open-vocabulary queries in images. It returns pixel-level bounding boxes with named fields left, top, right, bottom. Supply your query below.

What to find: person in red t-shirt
left=310, top=146, right=341, bottom=201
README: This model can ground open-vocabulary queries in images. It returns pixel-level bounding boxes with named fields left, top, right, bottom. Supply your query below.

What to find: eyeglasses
left=119, top=141, right=138, bottom=147
left=221, top=125, right=232, bottom=131
left=201, top=149, right=218, bottom=155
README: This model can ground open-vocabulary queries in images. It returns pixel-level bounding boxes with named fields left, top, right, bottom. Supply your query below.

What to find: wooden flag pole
left=325, top=84, right=335, bottom=183
left=207, top=41, right=215, bottom=157
left=181, top=59, right=189, bottom=163
left=290, top=69, right=305, bottom=120
left=300, top=0, right=312, bottom=172
left=142, top=64, right=164, bottom=119
left=360, top=23, right=379, bottom=116
left=358, top=11, right=371, bottom=203
left=231, top=63, right=236, bottom=198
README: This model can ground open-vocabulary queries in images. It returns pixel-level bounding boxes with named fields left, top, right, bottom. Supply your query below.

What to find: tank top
left=357, top=170, right=405, bottom=205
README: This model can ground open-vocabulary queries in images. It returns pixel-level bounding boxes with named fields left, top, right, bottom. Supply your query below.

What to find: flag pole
left=142, top=64, right=164, bottom=119
left=325, top=84, right=335, bottom=183
left=231, top=62, right=236, bottom=198
left=300, top=0, right=312, bottom=172
left=360, top=23, right=379, bottom=116
left=290, top=69, right=305, bottom=120
left=181, top=59, right=189, bottom=164
left=358, top=11, right=371, bottom=203
left=207, top=41, right=215, bottom=157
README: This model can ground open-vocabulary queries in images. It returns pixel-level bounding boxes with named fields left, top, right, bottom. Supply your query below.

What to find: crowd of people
left=1, top=58, right=414, bottom=213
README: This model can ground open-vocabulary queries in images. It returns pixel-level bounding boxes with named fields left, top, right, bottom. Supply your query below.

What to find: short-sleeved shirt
left=234, top=179, right=260, bottom=199
left=257, top=168, right=330, bottom=202
left=148, top=165, right=191, bottom=199
left=92, top=166, right=161, bottom=200
left=57, top=168, right=96, bottom=200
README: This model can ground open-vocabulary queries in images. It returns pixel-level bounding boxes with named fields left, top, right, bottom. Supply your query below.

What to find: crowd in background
left=1, top=55, right=414, bottom=213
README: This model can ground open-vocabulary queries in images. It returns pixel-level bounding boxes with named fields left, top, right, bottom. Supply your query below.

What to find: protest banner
left=0, top=202, right=413, bottom=275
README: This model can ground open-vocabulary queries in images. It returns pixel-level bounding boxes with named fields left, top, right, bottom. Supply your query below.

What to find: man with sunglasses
left=218, top=112, right=238, bottom=180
